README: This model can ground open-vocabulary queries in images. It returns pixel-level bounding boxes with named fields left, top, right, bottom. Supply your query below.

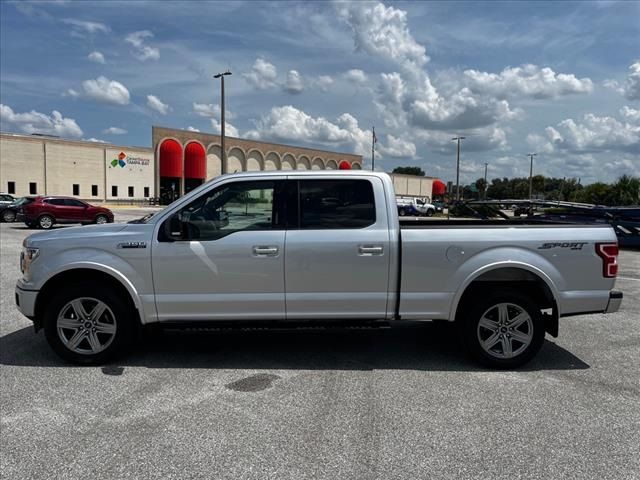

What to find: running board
left=155, top=319, right=392, bottom=333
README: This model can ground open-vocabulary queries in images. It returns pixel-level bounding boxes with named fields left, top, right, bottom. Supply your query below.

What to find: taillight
left=595, top=242, right=619, bottom=278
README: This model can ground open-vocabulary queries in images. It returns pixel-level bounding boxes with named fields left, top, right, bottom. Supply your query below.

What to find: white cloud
left=245, top=105, right=371, bottom=155
left=315, top=75, right=334, bottom=92
left=463, top=64, right=593, bottom=99
left=146, top=95, right=170, bottom=115
left=336, top=1, right=428, bottom=68
left=103, top=126, right=127, bottom=135
left=243, top=58, right=278, bottom=89
left=87, top=51, right=105, bottom=64
left=338, top=2, right=520, bottom=131
left=192, top=102, right=235, bottom=119
left=187, top=126, right=200, bottom=132
left=623, top=61, right=640, bottom=100
left=536, top=112, right=639, bottom=153
left=62, top=18, right=110, bottom=34
left=80, top=76, right=130, bottom=105
left=84, top=137, right=106, bottom=143
left=605, top=61, right=640, bottom=100
left=125, top=30, right=160, bottom=61
left=0, top=104, right=83, bottom=138
left=210, top=118, right=239, bottom=138
left=378, top=134, right=416, bottom=158
left=284, top=70, right=304, bottom=94
left=620, top=105, right=640, bottom=123
left=344, top=69, right=368, bottom=85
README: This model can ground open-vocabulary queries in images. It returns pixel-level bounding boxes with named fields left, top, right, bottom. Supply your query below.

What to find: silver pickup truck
left=15, top=171, right=622, bottom=367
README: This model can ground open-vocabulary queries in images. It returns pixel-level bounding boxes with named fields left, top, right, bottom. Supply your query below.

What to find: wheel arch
left=452, top=262, right=560, bottom=337
left=34, top=267, right=144, bottom=331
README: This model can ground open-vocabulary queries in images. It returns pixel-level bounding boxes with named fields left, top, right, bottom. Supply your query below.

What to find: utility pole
left=452, top=136, right=465, bottom=201
left=214, top=70, right=232, bottom=174
left=484, top=162, right=488, bottom=200
left=371, top=126, right=376, bottom=172
left=527, top=153, right=537, bottom=200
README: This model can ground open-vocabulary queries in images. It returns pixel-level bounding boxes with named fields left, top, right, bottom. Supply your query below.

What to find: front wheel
left=425, top=209, right=434, bottom=217
left=399, top=208, right=406, bottom=216
left=459, top=290, right=545, bottom=368
left=43, top=285, right=135, bottom=364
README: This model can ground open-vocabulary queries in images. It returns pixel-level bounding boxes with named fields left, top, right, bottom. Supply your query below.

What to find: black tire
left=426, top=209, right=434, bottom=217
left=38, top=214, right=55, bottom=229
left=95, top=214, right=109, bottom=225
left=43, top=284, right=135, bottom=365
left=2, top=209, right=16, bottom=222
left=459, top=289, right=545, bottom=369
left=399, top=208, right=406, bottom=216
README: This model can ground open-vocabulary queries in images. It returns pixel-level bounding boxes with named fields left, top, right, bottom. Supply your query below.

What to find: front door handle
left=252, top=246, right=279, bottom=257
left=358, top=245, right=384, bottom=256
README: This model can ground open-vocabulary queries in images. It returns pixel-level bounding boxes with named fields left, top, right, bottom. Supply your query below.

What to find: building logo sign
left=109, top=152, right=150, bottom=169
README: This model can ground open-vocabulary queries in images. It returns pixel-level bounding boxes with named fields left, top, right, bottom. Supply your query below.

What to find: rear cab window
left=297, top=179, right=376, bottom=229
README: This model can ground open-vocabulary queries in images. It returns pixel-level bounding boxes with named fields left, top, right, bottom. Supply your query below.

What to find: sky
left=1, top=0, right=638, bottom=185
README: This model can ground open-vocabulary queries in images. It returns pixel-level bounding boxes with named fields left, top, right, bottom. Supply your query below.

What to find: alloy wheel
left=56, top=297, right=117, bottom=355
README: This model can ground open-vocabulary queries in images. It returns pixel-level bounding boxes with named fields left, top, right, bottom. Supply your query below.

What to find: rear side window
left=298, top=179, right=375, bottom=229
left=46, top=198, right=66, bottom=206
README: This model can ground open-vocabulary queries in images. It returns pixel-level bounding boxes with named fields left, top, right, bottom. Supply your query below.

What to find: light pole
left=214, top=70, right=232, bottom=174
left=484, top=162, right=488, bottom=200
left=452, top=136, right=465, bottom=201
left=527, top=153, right=537, bottom=200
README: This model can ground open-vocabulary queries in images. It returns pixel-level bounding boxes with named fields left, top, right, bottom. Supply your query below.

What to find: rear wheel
left=38, top=215, right=54, bottom=229
left=43, top=285, right=135, bottom=364
left=2, top=209, right=16, bottom=222
left=459, top=290, right=545, bottom=368
left=95, top=214, right=109, bottom=225
left=426, top=209, right=434, bottom=217
left=399, top=208, right=406, bottom=216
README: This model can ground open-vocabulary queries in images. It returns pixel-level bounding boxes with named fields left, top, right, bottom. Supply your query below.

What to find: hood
left=26, top=223, right=129, bottom=245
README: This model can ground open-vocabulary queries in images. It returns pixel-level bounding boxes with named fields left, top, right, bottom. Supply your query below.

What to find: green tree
left=475, top=178, right=487, bottom=199
left=609, top=175, right=640, bottom=205
left=392, top=166, right=425, bottom=176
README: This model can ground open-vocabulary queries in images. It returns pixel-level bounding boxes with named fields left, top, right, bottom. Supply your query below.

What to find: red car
left=19, top=196, right=114, bottom=229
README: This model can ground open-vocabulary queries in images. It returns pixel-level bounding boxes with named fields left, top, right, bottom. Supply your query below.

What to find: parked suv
left=20, top=196, right=114, bottom=229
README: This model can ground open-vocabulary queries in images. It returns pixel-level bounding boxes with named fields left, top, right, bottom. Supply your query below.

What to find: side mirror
left=162, top=213, right=185, bottom=241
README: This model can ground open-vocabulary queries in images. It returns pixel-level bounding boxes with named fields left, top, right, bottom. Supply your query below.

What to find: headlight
left=20, top=247, right=39, bottom=274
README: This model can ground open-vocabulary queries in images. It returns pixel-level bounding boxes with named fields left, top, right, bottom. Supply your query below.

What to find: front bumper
left=605, top=290, right=623, bottom=314
left=15, top=285, right=38, bottom=318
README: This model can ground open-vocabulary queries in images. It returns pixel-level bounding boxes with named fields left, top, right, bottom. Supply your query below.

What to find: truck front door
left=285, top=177, right=391, bottom=319
left=152, top=178, right=287, bottom=322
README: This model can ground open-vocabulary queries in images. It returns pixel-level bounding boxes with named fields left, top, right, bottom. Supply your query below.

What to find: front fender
left=448, top=247, right=562, bottom=320
left=29, top=247, right=154, bottom=324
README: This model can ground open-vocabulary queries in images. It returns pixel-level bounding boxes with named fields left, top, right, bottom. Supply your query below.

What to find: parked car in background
left=0, top=193, right=16, bottom=205
left=396, top=196, right=436, bottom=216
left=0, top=194, right=25, bottom=222
left=432, top=200, right=446, bottom=213
left=19, top=196, right=114, bottom=229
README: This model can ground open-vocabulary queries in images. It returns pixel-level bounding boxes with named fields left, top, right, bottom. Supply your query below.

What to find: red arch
left=159, top=139, right=182, bottom=178
left=433, top=179, right=446, bottom=196
left=184, top=142, right=206, bottom=179
left=338, top=160, right=352, bottom=170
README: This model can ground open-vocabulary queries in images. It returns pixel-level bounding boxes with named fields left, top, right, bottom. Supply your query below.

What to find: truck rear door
left=285, top=177, right=391, bottom=319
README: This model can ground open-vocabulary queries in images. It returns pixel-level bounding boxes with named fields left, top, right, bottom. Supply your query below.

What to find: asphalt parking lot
left=1, top=210, right=639, bottom=480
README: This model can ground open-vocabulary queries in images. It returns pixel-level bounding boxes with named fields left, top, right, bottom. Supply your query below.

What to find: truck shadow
left=0, top=322, right=590, bottom=372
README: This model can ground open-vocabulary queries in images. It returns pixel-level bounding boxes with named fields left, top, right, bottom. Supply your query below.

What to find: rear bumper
left=605, top=290, right=623, bottom=314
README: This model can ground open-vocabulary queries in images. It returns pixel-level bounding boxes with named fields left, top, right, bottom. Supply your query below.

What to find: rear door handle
left=358, top=245, right=384, bottom=256
left=252, top=246, right=279, bottom=257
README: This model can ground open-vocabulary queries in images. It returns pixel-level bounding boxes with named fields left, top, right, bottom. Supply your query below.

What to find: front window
left=168, top=180, right=280, bottom=241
